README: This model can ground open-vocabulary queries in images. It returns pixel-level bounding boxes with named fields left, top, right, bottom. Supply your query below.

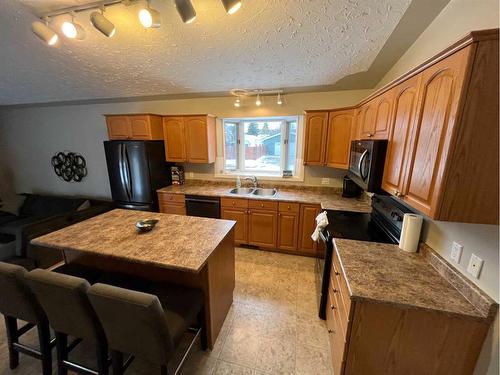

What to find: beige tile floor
left=0, top=247, right=332, bottom=375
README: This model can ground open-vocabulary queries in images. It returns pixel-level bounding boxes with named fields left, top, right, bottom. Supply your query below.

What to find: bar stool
left=26, top=269, right=109, bottom=375
left=88, top=282, right=205, bottom=375
left=0, top=262, right=53, bottom=375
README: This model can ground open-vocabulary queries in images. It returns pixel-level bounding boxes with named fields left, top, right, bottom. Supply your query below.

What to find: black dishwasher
left=185, top=195, right=221, bottom=218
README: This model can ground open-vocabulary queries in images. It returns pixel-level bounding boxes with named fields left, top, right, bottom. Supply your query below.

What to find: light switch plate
left=321, top=178, right=330, bottom=185
left=450, top=242, right=463, bottom=263
left=467, top=254, right=484, bottom=279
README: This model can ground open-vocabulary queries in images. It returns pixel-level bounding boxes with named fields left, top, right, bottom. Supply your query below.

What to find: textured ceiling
left=0, top=0, right=412, bottom=105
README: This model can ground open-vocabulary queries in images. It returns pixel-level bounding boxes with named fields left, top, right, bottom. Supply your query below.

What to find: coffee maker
left=342, top=176, right=362, bottom=198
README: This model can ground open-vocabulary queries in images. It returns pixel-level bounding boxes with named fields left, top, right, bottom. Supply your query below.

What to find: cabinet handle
left=260, top=203, right=264, bottom=208
left=335, top=271, right=340, bottom=276
left=278, top=213, right=281, bottom=216
left=332, top=288, right=338, bottom=293
left=330, top=304, right=335, bottom=310
left=328, top=329, right=334, bottom=334
left=367, top=133, right=373, bottom=137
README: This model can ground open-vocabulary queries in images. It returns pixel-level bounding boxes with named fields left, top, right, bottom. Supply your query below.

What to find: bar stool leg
left=4, top=316, right=19, bottom=369
left=55, top=332, right=68, bottom=375
left=111, top=350, right=124, bottom=375
left=37, top=321, right=52, bottom=375
left=198, top=310, right=208, bottom=351
left=96, top=342, right=109, bottom=375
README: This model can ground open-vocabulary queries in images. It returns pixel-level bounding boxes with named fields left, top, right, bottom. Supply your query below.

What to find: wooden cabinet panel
left=382, top=75, right=422, bottom=196
left=158, top=193, right=185, bottom=205
left=326, top=109, right=355, bottom=169
left=360, top=102, right=376, bottom=138
left=163, top=117, right=186, bottom=162
left=403, top=46, right=471, bottom=217
left=298, top=204, right=321, bottom=255
left=248, top=209, right=277, bottom=248
left=304, top=111, right=328, bottom=165
left=372, top=90, right=394, bottom=139
left=106, top=116, right=131, bottom=139
left=221, top=207, right=248, bottom=244
left=185, top=116, right=210, bottom=163
left=248, top=199, right=278, bottom=211
left=159, top=203, right=186, bottom=215
left=278, top=202, right=300, bottom=213
left=129, top=115, right=152, bottom=139
left=221, top=197, right=248, bottom=209
left=277, top=212, right=299, bottom=251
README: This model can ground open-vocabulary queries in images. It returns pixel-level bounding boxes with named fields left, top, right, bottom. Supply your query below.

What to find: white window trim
left=215, top=115, right=305, bottom=182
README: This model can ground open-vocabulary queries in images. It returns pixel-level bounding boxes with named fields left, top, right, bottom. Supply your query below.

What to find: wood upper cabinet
left=359, top=102, right=376, bottom=138
left=106, top=114, right=163, bottom=140
left=298, top=204, right=322, bottom=255
left=402, top=46, right=472, bottom=218
left=162, top=115, right=216, bottom=163
left=326, top=110, right=355, bottom=169
left=372, top=90, right=394, bottom=139
left=382, top=75, right=422, bottom=196
left=304, top=111, right=328, bottom=165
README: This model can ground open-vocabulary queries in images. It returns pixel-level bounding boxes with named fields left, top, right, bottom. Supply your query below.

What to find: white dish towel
left=311, top=211, right=329, bottom=242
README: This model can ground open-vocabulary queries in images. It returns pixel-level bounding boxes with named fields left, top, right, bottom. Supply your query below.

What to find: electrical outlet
left=450, top=242, right=463, bottom=263
left=187, top=172, right=194, bottom=179
left=467, top=254, right=484, bottom=279
left=321, top=178, right=330, bottom=185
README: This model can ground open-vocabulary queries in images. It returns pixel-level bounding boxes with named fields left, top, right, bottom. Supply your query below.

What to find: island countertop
left=333, top=238, right=493, bottom=320
left=31, top=209, right=236, bottom=273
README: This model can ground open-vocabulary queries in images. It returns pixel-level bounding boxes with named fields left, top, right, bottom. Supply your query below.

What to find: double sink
left=229, top=187, right=278, bottom=197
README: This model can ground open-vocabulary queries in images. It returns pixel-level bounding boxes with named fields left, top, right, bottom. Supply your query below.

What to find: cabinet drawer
left=160, top=203, right=186, bottom=215
left=278, top=202, right=300, bottom=213
left=330, top=274, right=348, bottom=337
left=221, top=197, right=248, bottom=209
left=332, top=248, right=352, bottom=313
left=158, top=193, right=185, bottom=205
left=248, top=199, right=278, bottom=211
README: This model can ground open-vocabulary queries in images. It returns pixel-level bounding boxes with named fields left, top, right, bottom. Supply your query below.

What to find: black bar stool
left=26, top=269, right=109, bottom=375
left=88, top=282, right=205, bottom=375
left=0, top=262, right=54, bottom=375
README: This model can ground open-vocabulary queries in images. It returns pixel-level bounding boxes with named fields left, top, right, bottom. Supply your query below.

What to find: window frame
left=218, top=116, right=303, bottom=180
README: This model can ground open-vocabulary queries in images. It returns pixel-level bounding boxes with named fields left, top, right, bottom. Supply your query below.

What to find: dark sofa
left=0, top=194, right=113, bottom=269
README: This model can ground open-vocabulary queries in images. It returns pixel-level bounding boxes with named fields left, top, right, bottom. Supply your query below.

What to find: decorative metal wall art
left=51, top=151, right=87, bottom=182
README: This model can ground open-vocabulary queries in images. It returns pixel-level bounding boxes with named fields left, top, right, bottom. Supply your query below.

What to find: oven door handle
left=358, top=149, right=369, bottom=180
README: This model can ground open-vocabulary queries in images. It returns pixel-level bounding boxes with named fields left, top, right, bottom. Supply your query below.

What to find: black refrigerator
left=104, top=140, right=173, bottom=211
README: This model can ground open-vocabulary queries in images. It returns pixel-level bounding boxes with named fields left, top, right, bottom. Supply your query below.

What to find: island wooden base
left=63, top=231, right=235, bottom=349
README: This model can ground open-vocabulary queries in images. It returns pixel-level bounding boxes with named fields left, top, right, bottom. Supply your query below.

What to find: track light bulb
left=175, top=0, right=197, bottom=24
left=256, top=94, right=262, bottom=106
left=31, top=20, right=59, bottom=46
left=61, top=19, right=85, bottom=39
left=90, top=11, right=115, bottom=37
left=139, top=6, right=161, bottom=28
left=222, top=0, right=242, bottom=14
left=277, top=93, right=283, bottom=105
left=234, top=97, right=241, bottom=108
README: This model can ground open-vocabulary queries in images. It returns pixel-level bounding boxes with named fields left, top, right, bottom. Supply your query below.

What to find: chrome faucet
left=244, top=175, right=258, bottom=188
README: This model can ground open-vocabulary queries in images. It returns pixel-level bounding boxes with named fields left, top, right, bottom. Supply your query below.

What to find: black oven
left=348, top=140, right=388, bottom=192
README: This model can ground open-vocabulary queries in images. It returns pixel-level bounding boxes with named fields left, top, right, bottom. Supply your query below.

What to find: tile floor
left=0, top=247, right=333, bottom=375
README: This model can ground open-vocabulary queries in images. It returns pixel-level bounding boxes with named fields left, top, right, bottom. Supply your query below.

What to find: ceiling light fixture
left=90, top=8, right=115, bottom=37
left=139, top=1, right=161, bottom=28
left=221, top=0, right=242, bottom=15
left=31, top=18, right=59, bottom=46
left=61, top=14, right=85, bottom=39
left=277, top=92, right=283, bottom=105
left=234, top=96, right=241, bottom=108
left=174, top=0, right=197, bottom=24
left=255, top=93, right=262, bottom=106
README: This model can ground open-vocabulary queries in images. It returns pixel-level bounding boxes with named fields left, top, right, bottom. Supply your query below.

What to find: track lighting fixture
left=90, top=9, right=115, bottom=37
left=221, top=0, right=242, bottom=15
left=61, top=14, right=85, bottom=39
left=255, top=93, right=262, bottom=106
left=174, top=0, right=197, bottom=24
left=230, top=88, right=284, bottom=108
left=234, top=97, right=241, bottom=108
left=277, top=92, right=283, bottom=105
left=31, top=19, right=59, bottom=46
left=139, top=1, right=161, bottom=28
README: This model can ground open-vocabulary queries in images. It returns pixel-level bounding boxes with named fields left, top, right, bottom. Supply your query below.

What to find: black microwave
left=347, top=140, right=388, bottom=192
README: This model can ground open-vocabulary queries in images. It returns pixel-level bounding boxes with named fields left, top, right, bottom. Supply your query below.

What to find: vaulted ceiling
left=0, top=0, right=445, bottom=106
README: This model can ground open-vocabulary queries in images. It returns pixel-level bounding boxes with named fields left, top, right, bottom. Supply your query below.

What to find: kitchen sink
left=252, top=188, right=278, bottom=197
left=229, top=187, right=255, bottom=195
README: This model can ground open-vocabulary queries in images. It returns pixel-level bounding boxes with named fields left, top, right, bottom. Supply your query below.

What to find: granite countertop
left=333, top=238, right=487, bottom=320
left=31, top=209, right=236, bottom=273
left=157, top=181, right=372, bottom=213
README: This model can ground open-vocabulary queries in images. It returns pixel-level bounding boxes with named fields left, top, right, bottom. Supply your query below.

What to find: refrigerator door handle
left=120, top=143, right=131, bottom=201
left=124, top=145, right=133, bottom=198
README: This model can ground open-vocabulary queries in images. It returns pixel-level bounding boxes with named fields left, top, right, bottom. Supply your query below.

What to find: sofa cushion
left=20, top=194, right=86, bottom=218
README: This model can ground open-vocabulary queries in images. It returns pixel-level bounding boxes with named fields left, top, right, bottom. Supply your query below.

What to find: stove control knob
left=391, top=212, right=403, bottom=221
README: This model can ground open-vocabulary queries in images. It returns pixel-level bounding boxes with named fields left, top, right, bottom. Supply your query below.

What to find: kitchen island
left=31, top=209, right=236, bottom=349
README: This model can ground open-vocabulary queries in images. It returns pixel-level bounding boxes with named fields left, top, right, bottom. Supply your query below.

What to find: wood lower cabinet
left=221, top=207, right=248, bottom=244
left=276, top=202, right=300, bottom=251
left=106, top=114, right=163, bottom=140
left=162, top=115, right=216, bottom=163
left=248, top=209, right=277, bottom=248
left=298, top=204, right=322, bottom=256
left=158, top=193, right=186, bottom=215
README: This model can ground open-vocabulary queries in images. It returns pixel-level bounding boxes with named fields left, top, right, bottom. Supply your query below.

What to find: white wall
left=375, top=1, right=499, bottom=374
left=0, top=89, right=371, bottom=201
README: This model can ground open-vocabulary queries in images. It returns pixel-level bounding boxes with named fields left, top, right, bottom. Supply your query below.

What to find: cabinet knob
left=330, top=304, right=335, bottom=310
left=335, top=271, right=340, bottom=276
left=367, top=133, right=373, bottom=137
left=333, top=288, right=338, bottom=294
left=328, top=329, right=334, bottom=334
left=260, top=203, right=264, bottom=208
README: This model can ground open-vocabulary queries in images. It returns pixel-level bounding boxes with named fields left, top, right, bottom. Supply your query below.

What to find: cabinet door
left=221, top=207, right=248, bottom=244
left=360, top=102, right=376, bottom=138
left=248, top=209, right=277, bottom=248
left=352, top=107, right=363, bottom=141
left=403, top=46, right=471, bottom=217
left=304, top=112, right=328, bottom=165
left=159, top=203, right=186, bottom=215
left=106, top=116, right=131, bottom=139
left=326, top=110, right=354, bottom=169
left=298, top=204, right=321, bottom=255
left=163, top=117, right=186, bottom=162
left=373, top=90, right=394, bottom=139
left=185, top=116, right=210, bottom=163
left=129, top=115, right=152, bottom=139
left=382, top=75, right=421, bottom=196
left=277, top=212, right=299, bottom=251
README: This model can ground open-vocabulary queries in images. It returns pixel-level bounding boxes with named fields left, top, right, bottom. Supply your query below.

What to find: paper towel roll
left=399, top=214, right=423, bottom=252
